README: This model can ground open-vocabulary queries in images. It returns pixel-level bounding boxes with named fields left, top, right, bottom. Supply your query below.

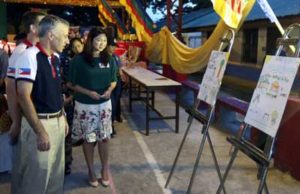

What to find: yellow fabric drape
left=146, top=22, right=229, bottom=73
left=120, top=0, right=256, bottom=74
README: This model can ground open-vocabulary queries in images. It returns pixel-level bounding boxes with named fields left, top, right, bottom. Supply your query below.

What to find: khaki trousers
left=12, top=115, right=66, bottom=194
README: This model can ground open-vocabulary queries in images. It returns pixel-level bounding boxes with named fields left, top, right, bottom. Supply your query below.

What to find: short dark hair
left=83, top=27, right=109, bottom=65
left=38, top=15, right=69, bottom=38
left=21, top=11, right=46, bottom=34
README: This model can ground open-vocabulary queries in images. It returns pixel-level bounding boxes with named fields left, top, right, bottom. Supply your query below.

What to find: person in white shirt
left=5, top=11, right=46, bottom=194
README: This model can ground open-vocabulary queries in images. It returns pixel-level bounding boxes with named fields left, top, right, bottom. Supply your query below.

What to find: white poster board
left=197, top=51, right=229, bottom=105
left=245, top=56, right=300, bottom=137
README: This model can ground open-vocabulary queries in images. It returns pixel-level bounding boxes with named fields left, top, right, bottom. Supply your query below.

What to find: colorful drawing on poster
left=245, top=55, right=300, bottom=137
left=197, top=51, right=229, bottom=105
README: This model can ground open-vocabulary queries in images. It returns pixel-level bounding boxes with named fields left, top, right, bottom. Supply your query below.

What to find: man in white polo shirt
left=6, top=10, right=46, bottom=143
left=6, top=11, right=46, bottom=194
left=14, top=15, right=69, bottom=194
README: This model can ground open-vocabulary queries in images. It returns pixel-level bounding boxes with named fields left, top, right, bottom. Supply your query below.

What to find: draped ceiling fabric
left=98, top=0, right=128, bottom=37
left=5, top=0, right=122, bottom=7
left=119, top=0, right=155, bottom=43
left=98, top=12, right=108, bottom=28
left=120, top=0, right=256, bottom=74
left=6, top=0, right=256, bottom=74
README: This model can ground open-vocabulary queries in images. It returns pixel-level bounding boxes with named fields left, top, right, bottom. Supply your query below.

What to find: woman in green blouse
left=68, top=27, right=117, bottom=187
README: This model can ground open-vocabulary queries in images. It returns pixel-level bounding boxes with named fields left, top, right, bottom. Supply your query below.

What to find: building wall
left=201, top=31, right=208, bottom=44
left=229, top=31, right=243, bottom=64
left=184, top=30, right=244, bottom=64
left=183, top=16, right=300, bottom=68
left=182, top=32, right=202, bottom=48
left=257, top=27, right=267, bottom=65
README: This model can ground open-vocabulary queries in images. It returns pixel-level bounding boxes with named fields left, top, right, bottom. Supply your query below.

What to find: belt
left=37, top=110, right=63, bottom=119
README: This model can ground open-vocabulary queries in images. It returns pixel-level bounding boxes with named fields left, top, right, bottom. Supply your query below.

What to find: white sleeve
left=7, top=44, right=26, bottom=78
left=15, top=49, right=38, bottom=82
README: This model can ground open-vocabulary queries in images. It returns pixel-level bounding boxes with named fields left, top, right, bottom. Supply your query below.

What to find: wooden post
left=164, top=0, right=187, bottom=82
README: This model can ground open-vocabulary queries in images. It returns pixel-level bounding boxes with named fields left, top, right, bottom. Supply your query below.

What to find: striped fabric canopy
left=4, top=0, right=121, bottom=7
left=98, top=0, right=128, bottom=37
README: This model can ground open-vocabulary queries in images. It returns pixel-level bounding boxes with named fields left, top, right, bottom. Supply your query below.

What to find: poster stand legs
left=217, top=23, right=300, bottom=194
left=165, top=29, right=235, bottom=193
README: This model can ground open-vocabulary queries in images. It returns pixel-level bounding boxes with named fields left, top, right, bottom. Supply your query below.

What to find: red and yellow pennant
left=211, top=0, right=252, bottom=29
left=98, top=12, right=108, bottom=27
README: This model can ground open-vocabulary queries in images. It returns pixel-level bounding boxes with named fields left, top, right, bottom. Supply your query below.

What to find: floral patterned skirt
left=72, top=100, right=112, bottom=142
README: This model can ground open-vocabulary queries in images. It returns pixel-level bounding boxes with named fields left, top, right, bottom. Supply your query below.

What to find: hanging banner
left=257, top=0, right=284, bottom=34
left=211, top=0, right=252, bottom=29
left=257, top=0, right=277, bottom=22
left=120, top=0, right=155, bottom=42
left=98, top=0, right=128, bottom=37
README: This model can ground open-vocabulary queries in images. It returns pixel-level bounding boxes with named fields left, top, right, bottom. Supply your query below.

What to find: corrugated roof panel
left=183, top=9, right=219, bottom=28
left=183, top=0, right=300, bottom=29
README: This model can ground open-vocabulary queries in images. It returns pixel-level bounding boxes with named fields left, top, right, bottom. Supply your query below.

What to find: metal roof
left=155, top=8, right=216, bottom=30
left=183, top=0, right=300, bottom=29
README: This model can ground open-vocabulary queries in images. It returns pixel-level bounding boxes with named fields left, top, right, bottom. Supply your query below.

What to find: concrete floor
left=1, top=92, right=300, bottom=194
